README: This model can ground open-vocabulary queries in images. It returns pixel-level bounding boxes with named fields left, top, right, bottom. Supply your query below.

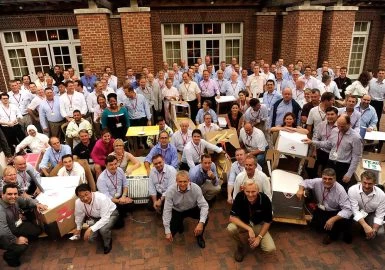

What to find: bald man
left=171, top=120, right=193, bottom=152
left=269, top=87, right=301, bottom=128
left=13, top=156, right=42, bottom=198
left=292, top=80, right=306, bottom=108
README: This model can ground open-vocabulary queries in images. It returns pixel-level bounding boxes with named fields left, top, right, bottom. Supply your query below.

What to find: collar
left=156, top=143, right=170, bottom=150
left=359, top=184, right=376, bottom=196
left=156, top=166, right=167, bottom=174
left=177, top=184, right=191, bottom=193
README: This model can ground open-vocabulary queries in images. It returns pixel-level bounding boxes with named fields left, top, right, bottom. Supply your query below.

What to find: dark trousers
left=370, top=100, right=383, bottom=131
left=1, top=125, right=25, bottom=154
left=130, top=117, right=148, bottom=127
left=308, top=149, right=330, bottom=178
left=311, top=208, right=352, bottom=240
left=326, top=160, right=356, bottom=191
left=170, top=206, right=208, bottom=236
left=147, top=192, right=163, bottom=211
left=188, top=99, right=199, bottom=124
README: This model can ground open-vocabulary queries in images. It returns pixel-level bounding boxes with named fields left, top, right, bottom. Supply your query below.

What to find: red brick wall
left=255, top=15, right=276, bottom=64
left=120, top=11, right=154, bottom=74
left=109, top=17, right=126, bottom=84
left=318, top=10, right=356, bottom=69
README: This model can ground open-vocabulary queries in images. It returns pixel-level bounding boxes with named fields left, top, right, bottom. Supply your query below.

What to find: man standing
left=348, top=171, right=385, bottom=240
left=163, top=171, right=209, bottom=248
left=301, top=89, right=320, bottom=125
left=74, top=183, right=118, bottom=254
left=121, top=85, right=152, bottom=127
left=300, top=66, right=321, bottom=90
left=262, top=80, right=282, bottom=115
left=39, top=137, right=72, bottom=176
left=0, top=183, right=47, bottom=267
left=246, top=66, right=266, bottom=98
left=59, top=81, right=87, bottom=122
left=227, top=180, right=276, bottom=262
left=81, top=66, right=97, bottom=93
left=334, top=67, right=352, bottom=99
left=57, top=154, right=86, bottom=184
left=39, top=87, right=65, bottom=138
left=269, top=87, right=301, bottom=128
left=242, top=98, right=269, bottom=130
left=296, top=168, right=352, bottom=245
left=170, top=119, right=192, bottom=152
left=199, top=70, right=220, bottom=107
left=65, top=110, right=93, bottom=148
left=368, top=69, right=385, bottom=131
left=104, top=66, right=118, bottom=91
left=306, top=92, right=335, bottom=134
left=148, top=154, right=177, bottom=212
left=13, top=155, right=42, bottom=197
left=355, top=94, right=378, bottom=138
left=338, top=95, right=361, bottom=134
left=215, top=70, right=231, bottom=96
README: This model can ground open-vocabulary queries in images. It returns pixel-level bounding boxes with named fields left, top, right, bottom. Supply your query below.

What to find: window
left=162, top=23, right=243, bottom=70
left=1, top=28, right=82, bottom=80
left=348, top=22, right=370, bottom=79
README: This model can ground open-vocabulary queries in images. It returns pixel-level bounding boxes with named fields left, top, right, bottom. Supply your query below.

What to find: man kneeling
left=74, top=184, right=119, bottom=254
left=227, top=180, right=276, bottom=262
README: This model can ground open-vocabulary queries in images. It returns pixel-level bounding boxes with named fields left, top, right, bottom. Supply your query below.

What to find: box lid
left=271, top=169, right=303, bottom=194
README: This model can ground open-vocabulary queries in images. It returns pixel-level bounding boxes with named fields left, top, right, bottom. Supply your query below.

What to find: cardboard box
left=271, top=169, right=304, bottom=220
left=275, top=131, right=309, bottom=158
left=36, top=176, right=80, bottom=239
left=355, top=153, right=385, bottom=185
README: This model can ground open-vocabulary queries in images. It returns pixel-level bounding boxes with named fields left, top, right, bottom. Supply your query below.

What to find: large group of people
left=0, top=56, right=384, bottom=267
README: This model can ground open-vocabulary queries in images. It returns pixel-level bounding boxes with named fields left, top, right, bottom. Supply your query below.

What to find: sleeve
left=123, top=108, right=130, bottom=128
left=232, top=174, right=242, bottom=199
left=15, top=106, right=22, bottom=119
left=39, top=150, right=50, bottom=169
left=261, top=106, right=269, bottom=121
left=96, top=178, right=112, bottom=199
left=299, top=178, right=318, bottom=189
left=374, top=194, right=385, bottom=225
left=203, top=140, right=223, bottom=153
left=345, top=82, right=354, bottom=95
left=306, top=109, right=314, bottom=125
left=143, top=97, right=152, bottom=120
left=148, top=172, right=157, bottom=196
left=170, top=133, right=178, bottom=149
left=74, top=200, right=85, bottom=230
left=230, top=193, right=242, bottom=217
left=337, top=191, right=352, bottom=219
left=211, top=111, right=218, bottom=124
left=369, top=111, right=378, bottom=129
left=86, top=95, right=95, bottom=113
left=15, top=137, right=30, bottom=154
left=162, top=190, right=174, bottom=234
left=185, top=148, right=196, bottom=169
left=0, top=208, right=17, bottom=249
left=196, top=187, right=209, bottom=223
left=195, top=110, right=202, bottom=123
left=211, top=164, right=219, bottom=186
left=39, top=105, right=48, bottom=130
left=144, top=147, right=156, bottom=164
left=66, top=122, right=77, bottom=138
left=170, top=148, right=179, bottom=169
left=80, top=95, right=88, bottom=115
left=348, top=187, right=364, bottom=222
left=345, top=137, right=362, bottom=178
left=261, top=194, right=273, bottom=223
left=101, top=110, right=108, bottom=129
left=228, top=165, right=236, bottom=186
left=59, top=97, right=67, bottom=118
left=261, top=174, right=273, bottom=201
left=90, top=197, right=114, bottom=232
left=90, top=143, right=104, bottom=166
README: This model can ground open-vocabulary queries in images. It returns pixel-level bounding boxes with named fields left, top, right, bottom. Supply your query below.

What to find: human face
left=66, top=82, right=75, bottom=93
left=310, top=92, right=320, bottom=104
left=305, top=67, right=311, bottom=76
left=346, top=97, right=357, bottom=109
left=106, top=67, right=112, bottom=76
left=54, top=66, right=61, bottom=74
left=204, top=115, right=212, bottom=125
left=305, top=91, right=311, bottom=102
left=176, top=176, right=189, bottom=192
left=14, top=158, right=27, bottom=171
left=284, top=115, right=294, bottom=127
left=361, top=177, right=375, bottom=194
left=79, top=132, right=90, bottom=144
left=63, top=71, right=70, bottom=80
left=77, top=190, right=92, bottom=204
left=361, top=95, right=371, bottom=108
left=336, top=117, right=350, bottom=133
left=192, top=133, right=201, bottom=145
left=45, top=90, right=54, bottom=100
left=3, top=187, right=18, bottom=205
left=109, top=97, right=117, bottom=109
left=159, top=133, right=169, bottom=146
left=114, top=143, right=124, bottom=154
left=244, top=124, right=253, bottom=136
left=102, top=132, right=111, bottom=144
left=166, top=79, right=173, bottom=88
left=263, top=64, right=269, bottom=73
left=139, top=79, right=146, bottom=89
left=340, top=68, right=347, bottom=78
left=28, top=129, right=37, bottom=137
left=84, top=67, right=91, bottom=76
left=254, top=66, right=260, bottom=75
left=217, top=71, right=224, bottom=80
left=202, top=102, right=209, bottom=111
left=231, top=104, right=239, bottom=114
left=10, top=82, right=18, bottom=92
left=324, top=97, right=335, bottom=108
left=266, top=81, right=274, bottom=92
left=244, top=184, right=258, bottom=203
left=276, top=71, right=282, bottom=80
left=180, top=122, right=189, bottom=133
left=242, top=69, right=248, bottom=78
left=1, top=95, right=9, bottom=105
left=244, top=158, right=256, bottom=175
left=282, top=89, right=292, bottom=102
left=252, top=103, right=261, bottom=112
left=106, top=159, right=118, bottom=174
left=73, top=112, right=82, bottom=122
left=322, top=174, right=336, bottom=189
left=377, top=70, right=385, bottom=80
left=38, top=73, right=45, bottom=82
left=182, top=73, right=189, bottom=83
left=151, top=156, right=164, bottom=173
left=63, top=157, right=73, bottom=171
left=22, top=76, right=30, bottom=84
left=326, top=111, right=337, bottom=123
left=97, top=97, right=107, bottom=108
left=201, top=157, right=212, bottom=171
left=235, top=150, right=245, bottom=163
left=50, top=138, right=61, bottom=151
left=159, top=121, right=166, bottom=130
left=203, top=71, right=209, bottom=81
left=3, top=168, right=17, bottom=183
left=238, top=92, right=245, bottom=101
left=231, top=73, right=238, bottom=82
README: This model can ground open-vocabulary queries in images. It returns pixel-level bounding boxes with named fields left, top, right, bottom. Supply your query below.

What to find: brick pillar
left=255, top=12, right=277, bottom=64
left=280, top=5, right=325, bottom=66
left=74, top=8, right=113, bottom=75
left=119, top=7, right=154, bottom=74
left=318, top=6, right=358, bottom=68
left=378, top=29, right=385, bottom=69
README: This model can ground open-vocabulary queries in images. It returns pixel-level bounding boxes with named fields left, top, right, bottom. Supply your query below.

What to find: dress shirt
left=215, top=79, right=232, bottom=95
left=263, top=91, right=282, bottom=114
left=8, top=90, right=33, bottom=115
left=299, top=75, right=320, bottom=90
left=0, top=104, right=22, bottom=125
left=355, top=104, right=378, bottom=138
left=312, top=120, right=337, bottom=153
left=233, top=169, right=272, bottom=201
left=313, top=128, right=362, bottom=177
left=15, top=133, right=49, bottom=153
left=346, top=80, right=369, bottom=97
left=171, top=129, right=193, bottom=152
left=35, top=79, right=47, bottom=89
left=291, top=89, right=306, bottom=108
left=348, top=184, right=385, bottom=225
left=16, top=163, right=41, bottom=192
left=239, top=127, right=268, bottom=153
left=75, top=192, right=117, bottom=231
left=238, top=77, right=249, bottom=90
left=123, top=93, right=151, bottom=120
left=137, top=86, right=155, bottom=107
left=229, top=81, right=243, bottom=98
left=228, top=161, right=244, bottom=186
left=87, top=92, right=105, bottom=113
left=300, top=178, right=352, bottom=218
left=368, top=78, right=385, bottom=101
left=274, top=79, right=289, bottom=94
left=163, top=182, right=209, bottom=234
left=269, top=100, right=297, bottom=128
left=195, top=108, right=218, bottom=124
left=59, top=92, right=87, bottom=118
left=189, top=163, right=219, bottom=186
left=301, top=102, right=317, bottom=118
left=181, top=139, right=223, bottom=169
left=320, top=81, right=341, bottom=99
left=97, top=168, right=128, bottom=199
left=80, top=75, right=98, bottom=92
left=199, top=79, right=219, bottom=97
left=39, top=96, right=64, bottom=129
left=316, top=67, right=335, bottom=78
left=28, top=95, right=45, bottom=111
left=66, top=119, right=93, bottom=139
left=39, top=145, right=72, bottom=169
left=162, top=86, right=179, bottom=100
left=57, top=161, right=86, bottom=183
left=338, top=107, right=361, bottom=134
left=144, top=143, right=179, bottom=169
left=178, top=81, right=200, bottom=102
left=198, top=63, right=215, bottom=75
left=262, top=72, right=275, bottom=81
left=307, top=105, right=327, bottom=130
left=147, top=81, right=162, bottom=111
left=198, top=123, right=220, bottom=137
left=246, top=74, right=266, bottom=97
left=108, top=75, right=118, bottom=91
left=148, top=164, right=177, bottom=196
left=243, top=105, right=269, bottom=126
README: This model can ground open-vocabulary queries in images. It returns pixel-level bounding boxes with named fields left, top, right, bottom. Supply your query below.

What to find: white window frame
left=347, top=21, right=370, bottom=80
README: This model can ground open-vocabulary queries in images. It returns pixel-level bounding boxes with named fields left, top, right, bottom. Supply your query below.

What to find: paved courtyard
left=1, top=193, right=385, bottom=270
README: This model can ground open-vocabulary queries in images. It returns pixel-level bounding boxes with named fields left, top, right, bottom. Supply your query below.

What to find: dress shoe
left=322, top=235, right=332, bottom=245
left=3, top=253, right=21, bottom=267
left=234, top=245, right=245, bottom=262
left=178, top=224, right=185, bottom=234
left=343, top=232, right=353, bottom=244
left=104, top=240, right=112, bottom=254
left=196, top=235, right=205, bottom=248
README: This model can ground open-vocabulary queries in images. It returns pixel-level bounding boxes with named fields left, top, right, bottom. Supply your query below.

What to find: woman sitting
left=90, top=128, right=115, bottom=179
left=110, top=139, right=140, bottom=175
left=15, top=125, right=49, bottom=154
left=270, top=112, right=309, bottom=135
left=225, top=102, right=243, bottom=133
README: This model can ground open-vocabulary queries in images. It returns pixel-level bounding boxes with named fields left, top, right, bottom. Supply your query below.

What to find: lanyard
left=13, top=93, right=22, bottom=106
left=239, top=100, right=246, bottom=112
left=107, top=172, right=118, bottom=191
left=322, top=188, right=330, bottom=204
left=181, top=132, right=188, bottom=145
left=157, top=171, right=165, bottom=184
left=325, top=124, right=334, bottom=140
left=266, top=93, right=275, bottom=108
left=192, top=143, right=201, bottom=156
left=204, top=125, right=212, bottom=133
left=18, top=171, right=28, bottom=189
left=47, top=100, right=54, bottom=112
left=336, top=131, right=345, bottom=152
left=217, top=80, right=223, bottom=90
left=295, top=89, right=304, bottom=99
left=52, top=148, right=61, bottom=164
left=246, top=135, right=252, bottom=146
left=231, top=82, right=238, bottom=92
left=202, top=81, right=209, bottom=92
left=129, top=98, right=138, bottom=111
left=67, top=94, right=73, bottom=107
left=250, top=109, right=260, bottom=120
left=1, top=105, right=11, bottom=121
left=66, top=169, right=73, bottom=176
left=318, top=106, right=326, bottom=121
left=83, top=193, right=95, bottom=218
left=360, top=187, right=375, bottom=212
left=358, top=107, right=368, bottom=118
left=184, top=83, right=191, bottom=93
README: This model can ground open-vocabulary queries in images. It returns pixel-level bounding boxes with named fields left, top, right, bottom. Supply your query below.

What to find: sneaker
left=234, top=245, right=245, bottom=262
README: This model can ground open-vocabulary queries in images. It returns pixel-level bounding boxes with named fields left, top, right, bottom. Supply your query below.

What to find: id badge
left=359, top=209, right=368, bottom=219
left=51, top=112, right=55, bottom=116
left=86, top=219, right=95, bottom=226
left=15, top=218, right=22, bottom=227
left=318, top=204, right=326, bottom=211
left=116, top=123, right=122, bottom=128
left=249, top=221, right=255, bottom=227
left=88, top=158, right=94, bottom=164
left=330, top=151, right=338, bottom=161
left=256, top=119, right=260, bottom=124
left=114, top=193, right=120, bottom=198
left=87, top=86, right=92, bottom=91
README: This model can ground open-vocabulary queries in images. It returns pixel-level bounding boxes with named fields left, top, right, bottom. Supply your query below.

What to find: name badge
left=116, top=123, right=122, bottom=128
left=51, top=112, right=55, bottom=116
left=318, top=204, right=326, bottom=211
left=114, top=193, right=120, bottom=198
left=359, top=209, right=368, bottom=219
left=88, top=158, right=94, bottom=164
left=15, top=218, right=22, bottom=227
left=87, top=86, right=92, bottom=91
left=86, top=219, right=95, bottom=226
left=330, top=151, right=338, bottom=161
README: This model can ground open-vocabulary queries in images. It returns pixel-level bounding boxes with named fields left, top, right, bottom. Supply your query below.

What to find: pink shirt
left=90, top=138, right=115, bottom=166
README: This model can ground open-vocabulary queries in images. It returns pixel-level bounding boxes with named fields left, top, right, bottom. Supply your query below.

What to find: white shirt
left=291, top=89, right=306, bottom=108
left=162, top=86, right=179, bottom=100
left=246, top=74, right=266, bottom=97
left=348, top=184, right=385, bottom=226
left=181, top=139, right=223, bottom=169
left=75, top=191, right=117, bottom=231
left=0, top=103, right=22, bottom=125
left=15, top=133, right=49, bottom=153
left=239, top=127, right=268, bottom=153
left=179, top=81, right=201, bottom=101
left=233, top=169, right=272, bottom=200
left=307, top=105, right=327, bottom=130
left=198, top=123, right=220, bottom=138
left=66, top=119, right=93, bottom=147
left=8, top=90, right=34, bottom=115
left=170, top=129, right=192, bottom=152
left=299, top=75, right=321, bottom=89
left=320, top=81, right=341, bottom=99
left=58, top=161, right=86, bottom=184
left=108, top=75, right=118, bottom=91
left=59, top=91, right=87, bottom=117
left=28, top=95, right=46, bottom=111
left=346, top=80, right=369, bottom=97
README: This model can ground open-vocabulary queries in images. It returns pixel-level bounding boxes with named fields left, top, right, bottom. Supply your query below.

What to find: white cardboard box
left=275, top=131, right=309, bottom=157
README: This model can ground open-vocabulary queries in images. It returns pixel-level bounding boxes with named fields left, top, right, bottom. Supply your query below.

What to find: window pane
left=26, top=31, right=37, bottom=42
left=225, top=23, right=232, bottom=34
left=63, top=56, right=71, bottom=64
left=53, top=47, right=61, bottom=55
left=164, top=24, right=172, bottom=35
left=184, top=24, right=193, bottom=35
left=172, top=24, right=180, bottom=35
left=31, top=48, right=39, bottom=57
left=204, top=24, right=213, bottom=34
left=75, top=46, right=81, bottom=54
left=33, top=57, right=41, bottom=66
left=21, top=67, right=29, bottom=76
left=233, top=23, right=241, bottom=33
left=41, top=57, right=49, bottom=65
left=58, top=29, right=69, bottom=40
left=77, top=55, right=83, bottom=64
left=72, top=29, right=79, bottom=39
left=37, top=31, right=47, bottom=41
left=13, top=32, right=22, bottom=43
left=55, top=56, right=63, bottom=64
left=193, top=24, right=202, bottom=35
left=13, top=68, right=21, bottom=78
left=48, top=30, right=58, bottom=40
left=39, top=47, right=47, bottom=55
left=213, top=24, right=221, bottom=34
left=17, top=49, right=25, bottom=58
left=19, top=58, right=27, bottom=66
left=4, top=32, right=13, bottom=43
left=8, top=49, right=16, bottom=58
left=10, top=59, right=18, bottom=67
left=62, top=46, right=69, bottom=55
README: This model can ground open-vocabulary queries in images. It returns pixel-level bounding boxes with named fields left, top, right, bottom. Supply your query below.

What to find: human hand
left=302, top=138, right=312, bottom=144
left=16, top=236, right=28, bottom=245
left=249, top=236, right=261, bottom=249
left=73, top=229, right=81, bottom=236
left=364, top=224, right=376, bottom=239
left=165, top=233, right=173, bottom=242
left=37, top=203, right=48, bottom=212
left=342, top=175, right=351, bottom=183
left=227, top=196, right=233, bottom=205
left=207, top=170, right=215, bottom=180
left=83, top=227, right=92, bottom=241
left=324, top=218, right=335, bottom=231
left=147, top=120, right=152, bottom=126
left=194, top=222, right=204, bottom=236
left=296, top=189, right=304, bottom=200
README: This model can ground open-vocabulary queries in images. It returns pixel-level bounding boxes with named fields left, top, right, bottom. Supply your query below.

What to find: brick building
left=0, top=0, right=384, bottom=91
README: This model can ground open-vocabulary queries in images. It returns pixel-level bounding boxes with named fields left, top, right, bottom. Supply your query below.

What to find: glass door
left=186, top=40, right=201, bottom=67
left=29, top=45, right=52, bottom=76
left=205, top=39, right=220, bottom=70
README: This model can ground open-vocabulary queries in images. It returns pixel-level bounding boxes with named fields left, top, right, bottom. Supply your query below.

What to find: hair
left=44, top=87, right=53, bottom=92
left=73, top=109, right=81, bottom=115
left=321, top=92, right=335, bottom=102
left=107, top=93, right=117, bottom=101
left=231, top=102, right=240, bottom=109
left=266, top=79, right=275, bottom=85
left=3, top=183, right=18, bottom=194
left=75, top=183, right=91, bottom=196
left=113, top=138, right=125, bottom=148
left=201, top=153, right=212, bottom=161
left=74, top=79, right=83, bottom=88
left=311, top=88, right=321, bottom=95
left=322, top=74, right=331, bottom=83
left=49, top=136, right=59, bottom=145
left=97, top=94, right=106, bottom=103
left=361, top=171, right=377, bottom=182
left=238, top=90, right=249, bottom=97
left=244, top=155, right=258, bottom=166
left=0, top=93, right=9, bottom=99
left=357, top=71, right=371, bottom=87
left=152, top=153, right=164, bottom=161
left=322, top=168, right=336, bottom=177
left=283, top=112, right=297, bottom=128
left=157, top=116, right=165, bottom=123
left=235, top=148, right=246, bottom=154
left=105, top=155, right=117, bottom=165
left=3, top=165, right=16, bottom=177
left=346, top=94, right=358, bottom=104
left=61, top=154, right=73, bottom=162
left=203, top=113, right=212, bottom=120
left=78, top=129, right=89, bottom=136
left=203, top=100, right=212, bottom=108
left=64, top=80, right=74, bottom=87
left=192, top=129, right=202, bottom=137
left=176, top=170, right=189, bottom=180
left=242, top=179, right=259, bottom=191
left=339, top=114, right=351, bottom=125
left=325, top=106, right=338, bottom=115
left=101, top=128, right=111, bottom=136
left=249, top=98, right=260, bottom=107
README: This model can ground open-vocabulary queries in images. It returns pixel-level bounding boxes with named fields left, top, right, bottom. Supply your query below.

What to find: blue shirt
left=80, top=75, right=98, bottom=92
left=263, top=91, right=282, bottom=115
left=355, top=104, right=378, bottom=138
left=338, top=107, right=361, bottom=134
left=145, top=143, right=179, bottom=169
left=38, top=96, right=64, bottom=129
left=196, top=108, right=218, bottom=124
left=148, top=164, right=177, bottom=196
left=123, top=93, right=151, bottom=120
left=193, top=73, right=202, bottom=85
left=269, top=100, right=293, bottom=128
left=97, top=168, right=128, bottom=199
left=39, top=145, right=72, bottom=169
left=189, top=163, right=219, bottom=186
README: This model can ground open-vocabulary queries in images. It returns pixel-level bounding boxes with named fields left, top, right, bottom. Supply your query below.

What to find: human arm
left=39, top=105, right=49, bottom=132
left=90, top=197, right=116, bottom=232
left=125, top=152, right=140, bottom=176
left=74, top=200, right=86, bottom=230
left=344, top=137, right=363, bottom=180
left=0, top=209, right=18, bottom=248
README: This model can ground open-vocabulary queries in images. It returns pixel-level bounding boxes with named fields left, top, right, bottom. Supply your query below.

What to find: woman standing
left=94, top=94, right=108, bottom=138
left=225, top=102, right=243, bottom=133
left=345, top=71, right=370, bottom=97
left=101, top=93, right=130, bottom=140
left=237, top=90, right=249, bottom=114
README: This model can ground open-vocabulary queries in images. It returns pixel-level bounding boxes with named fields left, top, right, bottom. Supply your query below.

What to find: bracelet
left=257, top=234, right=263, bottom=239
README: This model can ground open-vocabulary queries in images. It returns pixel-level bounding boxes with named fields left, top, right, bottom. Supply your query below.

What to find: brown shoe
left=322, top=235, right=332, bottom=245
left=234, top=245, right=245, bottom=262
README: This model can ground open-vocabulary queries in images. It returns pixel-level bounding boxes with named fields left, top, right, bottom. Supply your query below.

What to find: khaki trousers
left=201, top=180, right=221, bottom=201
